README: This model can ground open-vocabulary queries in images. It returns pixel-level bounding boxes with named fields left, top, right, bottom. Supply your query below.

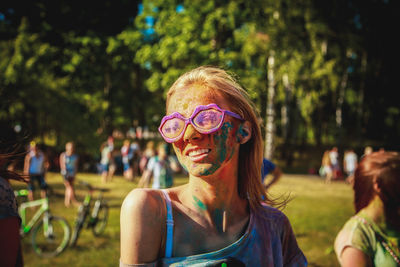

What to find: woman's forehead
left=167, top=85, right=229, bottom=115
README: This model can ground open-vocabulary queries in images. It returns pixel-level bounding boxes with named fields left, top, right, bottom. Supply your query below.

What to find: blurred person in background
left=100, top=137, right=115, bottom=183
left=130, top=141, right=141, bottom=180
left=139, top=140, right=156, bottom=175
left=137, top=141, right=156, bottom=187
left=343, top=148, right=358, bottom=185
left=140, top=143, right=180, bottom=189
left=59, top=141, right=80, bottom=207
left=330, top=146, right=341, bottom=180
left=107, top=137, right=117, bottom=181
left=1, top=152, right=27, bottom=266
left=320, top=150, right=333, bottom=184
left=24, top=141, right=49, bottom=201
left=334, top=151, right=400, bottom=266
left=121, top=139, right=133, bottom=181
left=261, top=158, right=282, bottom=190
left=120, top=66, right=306, bottom=266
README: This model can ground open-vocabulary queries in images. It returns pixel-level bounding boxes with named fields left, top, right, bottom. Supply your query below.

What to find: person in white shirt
left=329, top=146, right=340, bottom=179
left=343, top=149, right=358, bottom=184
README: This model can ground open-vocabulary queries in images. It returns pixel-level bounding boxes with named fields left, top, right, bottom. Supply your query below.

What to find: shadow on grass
left=107, top=203, right=122, bottom=209
left=68, top=235, right=112, bottom=251
left=308, top=263, right=325, bottom=267
left=294, top=232, right=308, bottom=238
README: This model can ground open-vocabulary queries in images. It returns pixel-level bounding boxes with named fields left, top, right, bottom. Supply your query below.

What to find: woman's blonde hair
left=166, top=66, right=272, bottom=211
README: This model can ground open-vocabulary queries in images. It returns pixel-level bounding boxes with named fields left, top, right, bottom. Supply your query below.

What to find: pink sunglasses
left=158, top=103, right=243, bottom=143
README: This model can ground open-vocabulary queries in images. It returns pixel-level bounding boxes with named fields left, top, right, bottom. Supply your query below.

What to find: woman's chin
left=187, top=162, right=219, bottom=177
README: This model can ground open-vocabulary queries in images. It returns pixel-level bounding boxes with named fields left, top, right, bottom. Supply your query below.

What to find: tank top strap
left=161, top=189, right=174, bottom=258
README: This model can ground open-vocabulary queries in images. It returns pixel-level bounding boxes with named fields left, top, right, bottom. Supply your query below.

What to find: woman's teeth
left=188, top=149, right=210, bottom=157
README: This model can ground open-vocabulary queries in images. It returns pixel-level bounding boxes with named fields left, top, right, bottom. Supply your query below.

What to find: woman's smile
left=186, top=147, right=211, bottom=162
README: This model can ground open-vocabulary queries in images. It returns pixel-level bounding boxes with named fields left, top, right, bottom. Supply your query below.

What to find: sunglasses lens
left=162, top=118, right=185, bottom=139
left=193, top=109, right=223, bottom=131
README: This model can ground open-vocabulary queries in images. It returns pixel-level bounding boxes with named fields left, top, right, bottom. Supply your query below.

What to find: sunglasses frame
left=158, top=103, right=243, bottom=143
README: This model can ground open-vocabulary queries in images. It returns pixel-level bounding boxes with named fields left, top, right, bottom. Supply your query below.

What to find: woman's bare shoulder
left=120, top=188, right=166, bottom=264
left=121, top=188, right=165, bottom=217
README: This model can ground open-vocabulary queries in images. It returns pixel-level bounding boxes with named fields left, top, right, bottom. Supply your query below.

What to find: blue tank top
left=119, top=193, right=307, bottom=267
left=65, top=153, right=78, bottom=174
left=159, top=193, right=307, bottom=267
left=29, top=152, right=45, bottom=175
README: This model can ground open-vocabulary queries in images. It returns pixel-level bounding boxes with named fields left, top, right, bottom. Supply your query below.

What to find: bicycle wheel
left=70, top=205, right=88, bottom=247
left=31, top=216, right=70, bottom=258
left=92, top=202, right=108, bottom=236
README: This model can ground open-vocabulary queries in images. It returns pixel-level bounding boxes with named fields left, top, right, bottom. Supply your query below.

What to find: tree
left=1, top=0, right=398, bottom=167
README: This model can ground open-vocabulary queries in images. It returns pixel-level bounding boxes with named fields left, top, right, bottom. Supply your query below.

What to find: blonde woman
left=120, top=66, right=307, bottom=266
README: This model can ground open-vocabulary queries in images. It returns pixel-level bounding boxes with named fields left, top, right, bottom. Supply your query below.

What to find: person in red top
left=0, top=152, right=27, bottom=267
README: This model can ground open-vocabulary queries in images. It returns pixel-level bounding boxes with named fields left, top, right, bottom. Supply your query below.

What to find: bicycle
left=14, top=189, right=71, bottom=258
left=70, top=181, right=109, bottom=246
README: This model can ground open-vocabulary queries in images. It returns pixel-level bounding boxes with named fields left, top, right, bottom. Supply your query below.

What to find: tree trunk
left=281, top=73, right=291, bottom=142
left=357, top=52, right=367, bottom=144
left=103, top=71, right=113, bottom=136
left=264, top=53, right=275, bottom=159
left=335, top=70, right=348, bottom=144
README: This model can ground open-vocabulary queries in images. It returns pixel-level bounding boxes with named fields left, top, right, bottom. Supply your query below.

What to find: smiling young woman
left=120, top=66, right=307, bottom=266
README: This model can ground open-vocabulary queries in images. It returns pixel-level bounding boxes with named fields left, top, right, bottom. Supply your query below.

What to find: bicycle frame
left=19, top=198, right=50, bottom=236
left=82, top=187, right=103, bottom=224
left=14, top=189, right=71, bottom=258
left=70, top=181, right=109, bottom=246
left=92, top=190, right=105, bottom=218
left=80, top=182, right=105, bottom=220
left=83, top=193, right=92, bottom=206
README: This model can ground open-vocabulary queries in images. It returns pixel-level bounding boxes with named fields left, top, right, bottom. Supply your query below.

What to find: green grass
left=268, top=175, right=354, bottom=266
left=11, top=172, right=353, bottom=267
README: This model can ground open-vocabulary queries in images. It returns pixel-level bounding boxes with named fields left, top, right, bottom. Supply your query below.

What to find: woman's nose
left=183, top=124, right=202, bottom=142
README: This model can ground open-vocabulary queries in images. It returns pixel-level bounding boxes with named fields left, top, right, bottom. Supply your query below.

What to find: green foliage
left=0, top=0, right=398, bottom=157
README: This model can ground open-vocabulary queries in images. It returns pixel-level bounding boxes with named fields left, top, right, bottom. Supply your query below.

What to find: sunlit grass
left=11, top=172, right=353, bottom=267
left=268, top=175, right=353, bottom=266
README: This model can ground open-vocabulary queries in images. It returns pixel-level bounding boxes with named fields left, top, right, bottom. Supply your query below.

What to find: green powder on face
left=201, top=122, right=233, bottom=176
left=216, top=122, right=233, bottom=163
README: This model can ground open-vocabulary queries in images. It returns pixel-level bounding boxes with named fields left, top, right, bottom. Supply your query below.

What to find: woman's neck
left=181, top=166, right=248, bottom=233
left=363, top=195, right=399, bottom=234
left=364, top=195, right=384, bottom=224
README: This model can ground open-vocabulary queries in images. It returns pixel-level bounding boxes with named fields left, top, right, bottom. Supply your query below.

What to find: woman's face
left=167, top=84, right=242, bottom=177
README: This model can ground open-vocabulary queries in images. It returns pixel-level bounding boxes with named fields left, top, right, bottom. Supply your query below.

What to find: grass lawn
left=11, top=172, right=353, bottom=267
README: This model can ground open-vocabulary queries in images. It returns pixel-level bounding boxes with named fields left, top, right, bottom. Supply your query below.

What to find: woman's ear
left=237, top=121, right=252, bottom=144
left=373, top=179, right=381, bottom=194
